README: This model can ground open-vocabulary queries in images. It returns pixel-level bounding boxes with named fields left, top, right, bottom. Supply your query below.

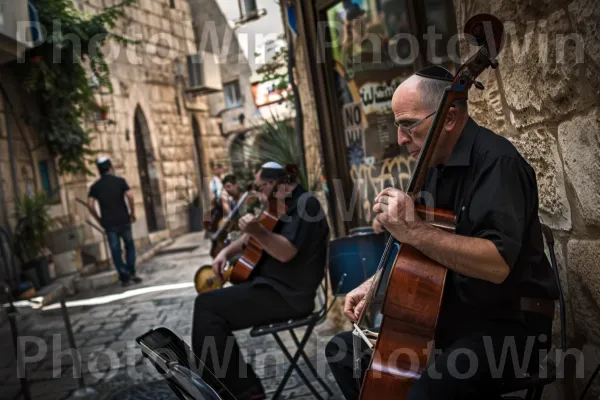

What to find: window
left=224, top=81, right=242, bottom=109
left=169, top=0, right=176, bottom=9
left=38, top=160, right=59, bottom=202
left=187, top=54, right=203, bottom=88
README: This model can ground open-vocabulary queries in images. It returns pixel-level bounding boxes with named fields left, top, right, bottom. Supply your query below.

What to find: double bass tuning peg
left=474, top=81, right=485, bottom=90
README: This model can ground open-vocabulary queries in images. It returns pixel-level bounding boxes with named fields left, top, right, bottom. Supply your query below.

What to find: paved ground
left=1, top=233, right=344, bottom=400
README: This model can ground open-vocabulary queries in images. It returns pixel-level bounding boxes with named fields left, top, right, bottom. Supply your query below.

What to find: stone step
left=80, top=263, right=98, bottom=277
left=74, top=270, right=119, bottom=293
left=25, top=274, right=78, bottom=308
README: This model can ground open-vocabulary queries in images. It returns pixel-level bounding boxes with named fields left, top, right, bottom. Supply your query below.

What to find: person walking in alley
left=88, top=157, right=142, bottom=287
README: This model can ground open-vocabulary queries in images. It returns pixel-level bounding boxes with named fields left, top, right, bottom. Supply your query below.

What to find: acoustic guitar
left=194, top=165, right=299, bottom=293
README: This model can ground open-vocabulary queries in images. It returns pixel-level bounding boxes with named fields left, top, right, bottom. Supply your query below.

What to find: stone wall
left=293, top=33, right=326, bottom=191
left=188, top=0, right=261, bottom=175
left=0, top=67, right=69, bottom=230
left=453, top=0, right=600, bottom=398
left=68, top=0, right=210, bottom=253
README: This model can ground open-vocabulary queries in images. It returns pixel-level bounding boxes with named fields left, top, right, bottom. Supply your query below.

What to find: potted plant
left=14, top=192, right=52, bottom=289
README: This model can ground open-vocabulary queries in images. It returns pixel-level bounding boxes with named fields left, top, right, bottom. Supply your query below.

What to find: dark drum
left=328, top=232, right=387, bottom=296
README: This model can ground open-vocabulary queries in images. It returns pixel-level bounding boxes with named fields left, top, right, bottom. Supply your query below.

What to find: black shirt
left=417, top=118, right=559, bottom=328
left=88, top=174, right=131, bottom=229
left=251, top=185, right=330, bottom=314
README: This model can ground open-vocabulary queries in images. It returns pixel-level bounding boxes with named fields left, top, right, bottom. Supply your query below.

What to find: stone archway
left=134, top=106, right=166, bottom=233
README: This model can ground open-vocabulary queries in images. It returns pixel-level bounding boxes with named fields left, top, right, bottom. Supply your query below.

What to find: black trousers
left=326, top=312, right=552, bottom=400
left=191, top=281, right=309, bottom=398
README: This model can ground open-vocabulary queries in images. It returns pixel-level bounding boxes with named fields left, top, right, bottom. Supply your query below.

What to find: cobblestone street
left=1, top=234, right=342, bottom=400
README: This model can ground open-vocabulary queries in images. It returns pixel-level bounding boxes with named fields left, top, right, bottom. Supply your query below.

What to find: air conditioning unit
left=243, top=0, right=258, bottom=16
left=185, top=52, right=223, bottom=95
left=233, top=0, right=266, bottom=28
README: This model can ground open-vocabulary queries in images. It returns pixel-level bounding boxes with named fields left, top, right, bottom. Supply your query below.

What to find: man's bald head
left=392, top=74, right=468, bottom=115
left=391, top=69, right=470, bottom=163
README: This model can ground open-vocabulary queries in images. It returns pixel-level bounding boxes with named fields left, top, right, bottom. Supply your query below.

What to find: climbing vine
left=20, top=0, right=136, bottom=175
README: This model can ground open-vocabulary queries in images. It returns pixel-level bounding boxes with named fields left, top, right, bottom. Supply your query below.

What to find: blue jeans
left=106, top=224, right=136, bottom=282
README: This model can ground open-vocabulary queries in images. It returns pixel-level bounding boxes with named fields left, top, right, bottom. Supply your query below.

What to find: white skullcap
left=261, top=161, right=283, bottom=169
left=260, top=161, right=285, bottom=180
left=97, top=156, right=110, bottom=164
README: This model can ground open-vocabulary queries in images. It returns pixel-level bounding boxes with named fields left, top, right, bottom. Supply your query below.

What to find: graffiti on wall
left=349, top=153, right=415, bottom=224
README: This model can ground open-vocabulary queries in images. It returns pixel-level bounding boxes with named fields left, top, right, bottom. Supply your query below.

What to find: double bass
left=194, top=164, right=299, bottom=293
left=353, top=14, right=505, bottom=398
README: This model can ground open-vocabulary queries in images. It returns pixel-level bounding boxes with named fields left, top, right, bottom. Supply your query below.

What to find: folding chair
left=499, top=223, right=567, bottom=400
left=249, top=277, right=334, bottom=399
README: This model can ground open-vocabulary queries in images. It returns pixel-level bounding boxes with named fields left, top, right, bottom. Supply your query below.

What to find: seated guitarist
left=326, top=66, right=559, bottom=400
left=192, top=161, right=330, bottom=400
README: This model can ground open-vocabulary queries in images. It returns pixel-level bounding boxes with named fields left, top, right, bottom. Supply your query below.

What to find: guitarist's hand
left=239, top=214, right=261, bottom=236
left=212, top=252, right=227, bottom=282
left=344, top=278, right=372, bottom=322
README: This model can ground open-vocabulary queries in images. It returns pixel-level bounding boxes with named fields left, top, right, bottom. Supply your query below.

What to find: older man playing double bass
left=326, top=66, right=559, bottom=400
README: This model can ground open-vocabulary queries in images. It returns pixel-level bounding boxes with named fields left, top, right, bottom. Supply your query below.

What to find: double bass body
left=359, top=209, right=454, bottom=399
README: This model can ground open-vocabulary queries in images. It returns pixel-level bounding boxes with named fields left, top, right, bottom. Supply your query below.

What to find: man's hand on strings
left=212, top=251, right=227, bottom=282
left=372, top=217, right=385, bottom=234
left=344, top=279, right=372, bottom=322
left=238, top=214, right=262, bottom=237
left=373, top=188, right=423, bottom=242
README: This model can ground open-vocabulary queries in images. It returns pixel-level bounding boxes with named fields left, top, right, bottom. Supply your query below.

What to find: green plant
left=14, top=192, right=52, bottom=263
left=19, top=0, right=136, bottom=175
left=254, top=35, right=294, bottom=107
left=246, top=113, right=318, bottom=191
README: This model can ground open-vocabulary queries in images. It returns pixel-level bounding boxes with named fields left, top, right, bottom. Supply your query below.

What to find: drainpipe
left=0, top=136, right=10, bottom=232
left=286, top=27, right=306, bottom=179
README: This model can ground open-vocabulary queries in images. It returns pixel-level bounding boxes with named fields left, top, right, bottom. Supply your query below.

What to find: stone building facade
left=289, top=0, right=600, bottom=397
left=64, top=0, right=212, bottom=261
left=0, top=0, right=216, bottom=276
left=453, top=1, right=600, bottom=398
left=189, top=0, right=261, bottom=180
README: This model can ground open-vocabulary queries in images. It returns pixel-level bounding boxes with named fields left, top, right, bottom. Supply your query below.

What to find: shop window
left=323, top=0, right=459, bottom=225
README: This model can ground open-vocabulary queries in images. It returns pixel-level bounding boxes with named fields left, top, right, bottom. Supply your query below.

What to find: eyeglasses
left=394, top=111, right=436, bottom=135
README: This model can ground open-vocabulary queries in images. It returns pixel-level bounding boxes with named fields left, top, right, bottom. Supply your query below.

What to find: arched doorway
left=192, top=116, right=205, bottom=181
left=134, top=106, right=166, bottom=233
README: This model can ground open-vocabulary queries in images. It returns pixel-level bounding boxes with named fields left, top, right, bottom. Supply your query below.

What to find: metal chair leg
left=531, top=386, right=544, bottom=400
left=290, top=329, right=333, bottom=396
left=270, top=327, right=324, bottom=400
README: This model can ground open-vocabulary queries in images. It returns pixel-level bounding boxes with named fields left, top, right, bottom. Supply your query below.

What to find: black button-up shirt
left=251, top=185, right=330, bottom=315
left=88, top=174, right=131, bottom=229
left=418, top=118, right=559, bottom=329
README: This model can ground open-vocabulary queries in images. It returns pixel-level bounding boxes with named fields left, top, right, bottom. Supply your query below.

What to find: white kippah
left=261, top=161, right=283, bottom=169
left=97, top=156, right=109, bottom=164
